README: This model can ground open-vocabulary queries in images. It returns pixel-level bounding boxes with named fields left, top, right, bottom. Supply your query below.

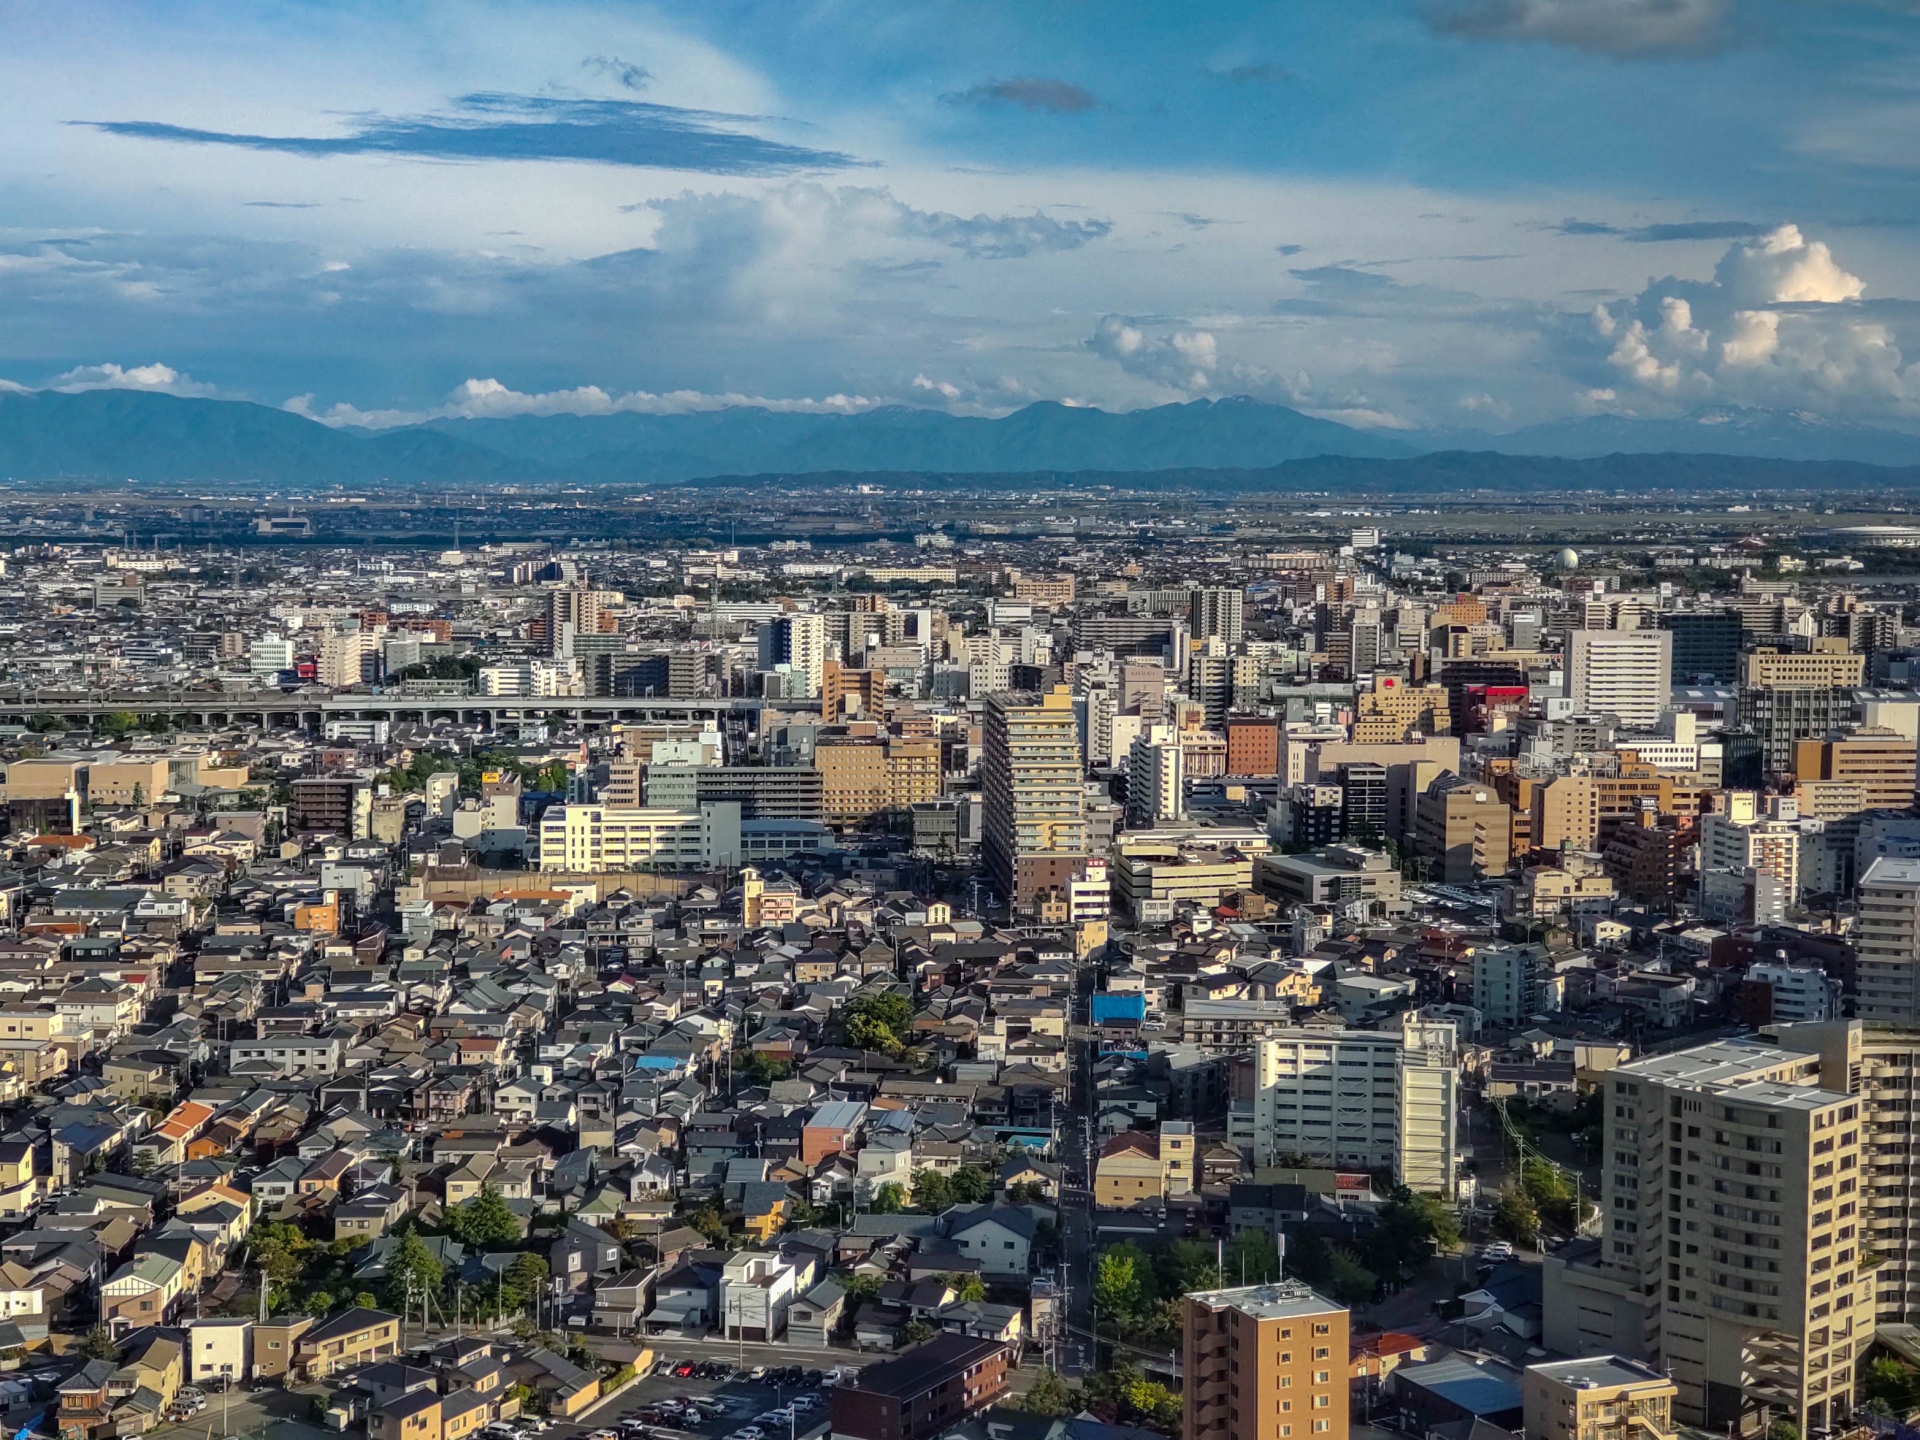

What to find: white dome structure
left=1555, top=547, right=1580, bottom=570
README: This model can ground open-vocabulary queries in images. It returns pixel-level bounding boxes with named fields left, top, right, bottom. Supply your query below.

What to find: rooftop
left=1528, top=1356, right=1672, bottom=1391
left=1185, top=1280, right=1343, bottom=1321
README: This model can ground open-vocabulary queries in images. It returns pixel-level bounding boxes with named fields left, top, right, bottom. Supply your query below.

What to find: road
left=1057, top=957, right=1098, bottom=1378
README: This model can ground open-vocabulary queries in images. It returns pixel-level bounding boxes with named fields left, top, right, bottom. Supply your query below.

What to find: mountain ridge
left=6, top=388, right=1920, bottom=485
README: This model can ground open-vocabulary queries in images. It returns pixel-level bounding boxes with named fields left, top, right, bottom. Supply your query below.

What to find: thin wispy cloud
left=942, top=78, right=1101, bottom=113
left=1553, top=217, right=1770, bottom=241
left=1205, top=62, right=1290, bottom=83
left=80, top=92, right=857, bottom=176
left=583, top=54, right=651, bottom=91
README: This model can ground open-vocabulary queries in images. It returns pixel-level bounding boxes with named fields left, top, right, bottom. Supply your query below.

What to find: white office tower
left=1126, top=725, right=1185, bottom=826
left=1395, top=1011, right=1459, bottom=1195
left=1567, top=627, right=1674, bottom=729
left=1543, top=1030, right=1873, bottom=1438
left=757, top=613, right=826, bottom=697
left=250, top=635, right=294, bottom=679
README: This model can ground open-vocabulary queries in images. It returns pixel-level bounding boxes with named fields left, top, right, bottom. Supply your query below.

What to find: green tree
left=687, top=1205, right=728, bottom=1245
left=843, top=992, right=913, bottom=1054
left=1229, top=1230, right=1283, bottom=1286
left=355, top=1292, right=377, bottom=1309
left=1094, top=1247, right=1144, bottom=1329
left=1863, top=1357, right=1918, bottom=1411
left=737, top=1051, right=793, bottom=1087
left=1492, top=1188, right=1540, bottom=1247
left=79, top=1323, right=118, bottom=1360
left=505, top=1251, right=550, bottom=1311
left=382, top=1227, right=444, bottom=1314
left=443, top=1183, right=521, bottom=1248
left=840, top=1272, right=882, bottom=1302
left=870, top=1183, right=906, bottom=1215
left=950, top=1164, right=993, bottom=1204
left=911, top=1169, right=957, bottom=1213
left=1020, top=1370, right=1074, bottom=1418
left=943, top=1273, right=986, bottom=1303
left=1767, top=1423, right=1799, bottom=1440
left=900, top=1318, right=935, bottom=1346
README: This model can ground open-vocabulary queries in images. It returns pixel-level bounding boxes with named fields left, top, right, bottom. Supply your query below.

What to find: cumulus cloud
left=1581, top=223, right=1911, bottom=415
left=1428, top=0, right=1731, bottom=57
left=942, top=78, right=1101, bottom=113
left=50, top=362, right=218, bottom=397
left=289, top=377, right=883, bottom=429
left=1086, top=314, right=1218, bottom=392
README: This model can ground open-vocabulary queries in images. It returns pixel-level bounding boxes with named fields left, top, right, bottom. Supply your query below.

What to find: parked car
left=747, top=1367, right=768, bottom=1382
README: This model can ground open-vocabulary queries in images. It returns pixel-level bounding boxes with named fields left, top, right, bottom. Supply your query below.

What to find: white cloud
left=1429, top=0, right=1731, bottom=56
left=289, top=377, right=885, bottom=429
left=1585, top=223, right=1916, bottom=416
left=1086, top=314, right=1218, bottom=392
left=50, top=362, right=218, bottom=396
left=1713, top=224, right=1864, bottom=305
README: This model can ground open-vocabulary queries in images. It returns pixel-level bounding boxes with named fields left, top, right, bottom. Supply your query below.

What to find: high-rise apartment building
left=757, top=613, right=827, bottom=697
left=1472, top=943, right=1545, bottom=1028
left=1182, top=1283, right=1348, bottom=1440
left=1231, top=1015, right=1457, bottom=1192
left=1190, top=588, right=1245, bottom=644
left=318, top=631, right=378, bottom=689
left=1855, top=858, right=1920, bottom=1022
left=1567, top=628, right=1673, bottom=730
left=1126, top=725, right=1185, bottom=827
left=982, top=687, right=1088, bottom=909
left=1544, top=1031, right=1874, bottom=1437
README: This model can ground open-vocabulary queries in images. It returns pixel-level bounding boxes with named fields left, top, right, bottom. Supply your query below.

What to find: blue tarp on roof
left=1091, top=993, right=1146, bottom=1024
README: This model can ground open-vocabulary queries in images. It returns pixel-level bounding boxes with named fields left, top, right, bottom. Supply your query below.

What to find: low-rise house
left=100, top=1253, right=184, bottom=1333
left=788, top=1279, right=846, bottom=1348
left=296, top=1306, right=402, bottom=1378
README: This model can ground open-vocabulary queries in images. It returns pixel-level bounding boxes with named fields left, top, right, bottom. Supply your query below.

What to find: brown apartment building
left=1183, top=1282, right=1350, bottom=1440
left=829, top=1333, right=1011, bottom=1440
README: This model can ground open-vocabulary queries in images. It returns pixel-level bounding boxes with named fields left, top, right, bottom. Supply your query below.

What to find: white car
left=1483, top=1242, right=1515, bottom=1262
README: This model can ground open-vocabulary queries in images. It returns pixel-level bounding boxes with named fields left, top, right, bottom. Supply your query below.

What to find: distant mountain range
left=6, top=388, right=1920, bottom=487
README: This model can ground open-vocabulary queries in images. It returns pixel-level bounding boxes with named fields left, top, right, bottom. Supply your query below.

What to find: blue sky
left=6, top=0, right=1920, bottom=431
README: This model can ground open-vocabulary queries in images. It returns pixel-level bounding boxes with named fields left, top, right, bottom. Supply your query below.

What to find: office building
left=982, top=688, right=1088, bottom=909
left=757, top=613, right=827, bottom=697
left=1190, top=588, right=1245, bottom=644
left=1126, top=725, right=1186, bottom=826
left=1793, top=730, right=1918, bottom=813
left=249, top=635, right=295, bottom=680
left=1743, top=643, right=1867, bottom=690
left=1700, top=792, right=1803, bottom=907
left=1226, top=716, right=1282, bottom=777
left=1254, top=845, right=1405, bottom=918
left=1741, top=684, right=1857, bottom=775
left=1567, top=629, right=1673, bottom=730
left=1413, top=773, right=1512, bottom=883
left=1182, top=1283, right=1348, bottom=1440
left=1661, top=610, right=1743, bottom=683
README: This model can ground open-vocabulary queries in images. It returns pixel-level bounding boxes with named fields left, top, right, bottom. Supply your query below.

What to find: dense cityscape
left=1, top=472, right=1919, bottom=1440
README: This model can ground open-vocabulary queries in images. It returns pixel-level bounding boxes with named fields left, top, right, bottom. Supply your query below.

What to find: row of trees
left=1491, top=1159, right=1593, bottom=1247
left=1092, top=1233, right=1283, bottom=1346
left=245, top=1182, right=546, bottom=1324
left=1015, top=1363, right=1178, bottom=1433
left=1282, top=1186, right=1460, bottom=1307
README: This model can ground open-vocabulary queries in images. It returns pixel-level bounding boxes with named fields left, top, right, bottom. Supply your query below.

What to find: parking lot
left=546, top=1358, right=848, bottom=1440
